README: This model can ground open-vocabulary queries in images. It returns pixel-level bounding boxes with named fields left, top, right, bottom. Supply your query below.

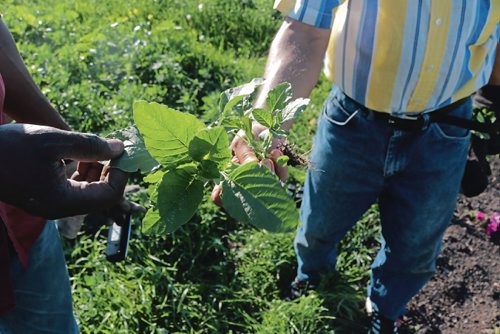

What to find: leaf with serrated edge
left=266, top=82, right=292, bottom=113
left=280, top=98, right=310, bottom=125
left=109, top=126, right=160, bottom=173
left=219, top=78, right=264, bottom=116
left=221, top=162, right=298, bottom=232
left=145, top=166, right=204, bottom=234
left=252, top=108, right=274, bottom=128
left=134, top=101, right=205, bottom=167
left=188, top=127, right=231, bottom=168
left=220, top=116, right=241, bottom=132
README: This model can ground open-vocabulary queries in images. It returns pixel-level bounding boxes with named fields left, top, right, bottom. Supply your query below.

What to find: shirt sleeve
left=273, top=0, right=343, bottom=29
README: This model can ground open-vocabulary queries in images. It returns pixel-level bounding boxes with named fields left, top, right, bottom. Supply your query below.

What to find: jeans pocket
left=322, top=91, right=360, bottom=126
left=430, top=99, right=472, bottom=141
left=432, top=122, right=470, bottom=140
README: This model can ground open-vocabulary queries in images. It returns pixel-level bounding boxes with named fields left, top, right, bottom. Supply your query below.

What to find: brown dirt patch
left=400, top=156, right=500, bottom=334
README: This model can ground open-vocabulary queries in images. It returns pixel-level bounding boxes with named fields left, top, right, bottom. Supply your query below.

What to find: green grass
left=2, top=1, right=382, bottom=332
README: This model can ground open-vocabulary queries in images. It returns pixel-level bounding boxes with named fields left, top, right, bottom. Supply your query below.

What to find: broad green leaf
left=199, top=160, right=221, bottom=179
left=280, top=98, right=310, bottom=125
left=145, top=166, right=204, bottom=234
left=109, top=126, right=159, bottom=173
left=146, top=183, right=159, bottom=200
left=232, top=98, right=254, bottom=117
left=219, top=78, right=264, bottom=116
left=188, top=127, right=231, bottom=168
left=221, top=162, right=299, bottom=233
left=220, top=116, right=243, bottom=132
left=221, top=115, right=253, bottom=134
left=252, top=108, right=274, bottom=128
left=222, top=95, right=246, bottom=117
left=266, top=82, right=292, bottom=113
left=144, top=169, right=165, bottom=184
left=142, top=208, right=161, bottom=232
left=144, top=170, right=165, bottom=200
left=222, top=162, right=240, bottom=175
left=133, top=101, right=205, bottom=167
left=270, top=128, right=288, bottom=138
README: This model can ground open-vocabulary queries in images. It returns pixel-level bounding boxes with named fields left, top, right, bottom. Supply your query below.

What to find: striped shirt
left=274, top=0, right=500, bottom=114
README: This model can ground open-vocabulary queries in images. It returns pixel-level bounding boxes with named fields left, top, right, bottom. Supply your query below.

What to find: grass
left=2, top=1, right=382, bottom=332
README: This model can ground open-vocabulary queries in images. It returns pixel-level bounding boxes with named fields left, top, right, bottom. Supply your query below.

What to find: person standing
left=0, top=18, right=128, bottom=333
left=216, top=1, right=500, bottom=332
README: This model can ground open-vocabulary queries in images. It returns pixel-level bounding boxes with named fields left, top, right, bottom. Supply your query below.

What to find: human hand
left=71, top=161, right=108, bottom=183
left=211, top=124, right=288, bottom=206
left=473, top=84, right=499, bottom=113
left=95, top=185, right=146, bottom=227
left=57, top=185, right=145, bottom=239
left=0, top=123, right=128, bottom=218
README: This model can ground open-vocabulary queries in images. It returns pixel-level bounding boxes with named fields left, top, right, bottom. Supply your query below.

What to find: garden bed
left=401, top=156, right=499, bottom=334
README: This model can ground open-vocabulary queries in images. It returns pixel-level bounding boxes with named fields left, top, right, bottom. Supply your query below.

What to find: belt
left=346, top=95, right=499, bottom=134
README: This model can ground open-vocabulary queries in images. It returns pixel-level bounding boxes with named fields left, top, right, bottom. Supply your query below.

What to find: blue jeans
left=0, top=221, right=79, bottom=334
left=295, top=85, right=471, bottom=320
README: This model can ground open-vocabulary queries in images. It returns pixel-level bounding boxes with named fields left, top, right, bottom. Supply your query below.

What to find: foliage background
left=1, top=1, right=382, bottom=333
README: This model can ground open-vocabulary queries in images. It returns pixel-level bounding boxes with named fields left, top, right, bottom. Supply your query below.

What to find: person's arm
left=0, top=123, right=127, bottom=218
left=234, top=18, right=330, bottom=170
left=212, top=18, right=330, bottom=203
left=488, top=42, right=499, bottom=85
left=0, top=19, right=69, bottom=130
left=253, top=18, right=331, bottom=132
left=0, top=20, right=128, bottom=218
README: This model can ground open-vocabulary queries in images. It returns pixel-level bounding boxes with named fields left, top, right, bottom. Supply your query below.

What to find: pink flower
left=489, top=212, right=500, bottom=225
left=476, top=211, right=487, bottom=222
left=486, top=212, right=500, bottom=236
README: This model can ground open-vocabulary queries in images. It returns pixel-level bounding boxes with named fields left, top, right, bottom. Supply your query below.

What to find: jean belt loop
left=421, top=113, right=430, bottom=130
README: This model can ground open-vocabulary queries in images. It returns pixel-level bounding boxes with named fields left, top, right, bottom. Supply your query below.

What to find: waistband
left=344, top=94, right=497, bottom=133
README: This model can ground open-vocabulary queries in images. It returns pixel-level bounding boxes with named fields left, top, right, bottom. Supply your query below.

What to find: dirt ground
left=400, top=156, right=500, bottom=334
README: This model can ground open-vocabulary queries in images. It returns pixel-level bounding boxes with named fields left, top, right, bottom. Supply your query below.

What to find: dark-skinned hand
left=0, top=123, right=128, bottom=218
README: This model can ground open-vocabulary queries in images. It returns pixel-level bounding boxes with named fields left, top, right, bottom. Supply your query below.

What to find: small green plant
left=472, top=107, right=497, bottom=140
left=111, top=79, right=309, bottom=234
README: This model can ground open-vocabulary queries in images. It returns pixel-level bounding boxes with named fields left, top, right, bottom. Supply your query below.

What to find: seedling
left=110, top=79, right=309, bottom=234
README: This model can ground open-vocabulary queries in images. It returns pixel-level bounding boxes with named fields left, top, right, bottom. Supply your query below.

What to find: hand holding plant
left=211, top=124, right=289, bottom=206
left=111, top=79, right=309, bottom=234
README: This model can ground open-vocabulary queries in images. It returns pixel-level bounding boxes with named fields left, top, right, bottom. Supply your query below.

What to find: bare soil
left=400, top=156, right=500, bottom=334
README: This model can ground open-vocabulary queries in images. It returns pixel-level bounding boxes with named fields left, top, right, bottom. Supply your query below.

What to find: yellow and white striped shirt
left=274, top=0, right=500, bottom=114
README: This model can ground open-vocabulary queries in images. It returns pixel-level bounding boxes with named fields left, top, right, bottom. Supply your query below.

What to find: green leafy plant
left=472, top=107, right=497, bottom=140
left=112, top=79, right=309, bottom=234
left=10, top=2, right=383, bottom=332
